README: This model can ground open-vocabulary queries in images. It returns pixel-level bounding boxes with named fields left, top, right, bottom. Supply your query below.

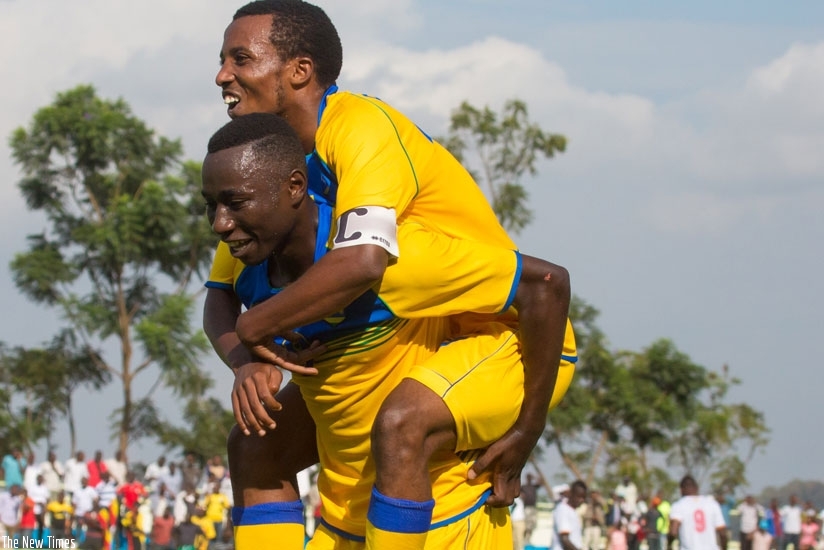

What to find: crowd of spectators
left=0, top=447, right=235, bottom=550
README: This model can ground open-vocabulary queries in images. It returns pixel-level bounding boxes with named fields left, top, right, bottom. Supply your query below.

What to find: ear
left=288, top=168, right=308, bottom=204
left=288, top=56, right=314, bottom=88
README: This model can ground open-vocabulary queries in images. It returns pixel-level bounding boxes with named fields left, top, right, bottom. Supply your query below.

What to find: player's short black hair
left=571, top=479, right=588, bottom=493
left=234, top=0, right=342, bottom=88
left=207, top=113, right=305, bottom=176
left=680, top=475, right=698, bottom=491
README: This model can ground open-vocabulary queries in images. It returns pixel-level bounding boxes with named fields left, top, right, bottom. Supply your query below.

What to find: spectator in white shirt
left=63, top=451, right=90, bottom=496
left=39, top=451, right=65, bottom=497
left=781, top=495, right=803, bottom=550
left=553, top=480, right=588, bottom=550
left=28, top=474, right=50, bottom=541
left=144, top=455, right=170, bottom=493
left=104, top=450, right=128, bottom=486
left=71, top=477, right=98, bottom=519
left=737, top=495, right=764, bottom=550
left=668, top=475, right=727, bottom=550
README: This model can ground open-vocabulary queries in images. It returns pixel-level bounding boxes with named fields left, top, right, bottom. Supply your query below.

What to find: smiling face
left=202, top=143, right=300, bottom=266
left=216, top=15, right=291, bottom=119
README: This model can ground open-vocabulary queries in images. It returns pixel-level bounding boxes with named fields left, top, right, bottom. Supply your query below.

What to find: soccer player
left=668, top=475, right=728, bottom=550
left=202, top=113, right=572, bottom=548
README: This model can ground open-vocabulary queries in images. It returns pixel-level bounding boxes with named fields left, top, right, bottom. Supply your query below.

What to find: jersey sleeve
left=711, top=500, right=726, bottom=528
left=204, top=241, right=244, bottom=291
left=376, top=222, right=521, bottom=317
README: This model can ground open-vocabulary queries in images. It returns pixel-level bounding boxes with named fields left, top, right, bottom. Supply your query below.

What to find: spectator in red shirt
left=118, top=471, right=147, bottom=511
left=150, top=507, right=176, bottom=550
left=86, top=450, right=108, bottom=488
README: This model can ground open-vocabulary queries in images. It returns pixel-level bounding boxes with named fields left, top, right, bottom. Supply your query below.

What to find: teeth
left=227, top=240, right=248, bottom=250
left=223, top=96, right=239, bottom=105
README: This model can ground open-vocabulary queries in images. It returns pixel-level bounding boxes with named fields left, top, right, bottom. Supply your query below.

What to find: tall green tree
left=8, top=85, right=217, bottom=455
left=440, top=99, right=567, bottom=234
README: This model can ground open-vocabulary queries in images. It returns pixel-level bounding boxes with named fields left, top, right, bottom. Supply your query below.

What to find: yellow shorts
left=410, top=315, right=576, bottom=452
left=307, top=500, right=512, bottom=550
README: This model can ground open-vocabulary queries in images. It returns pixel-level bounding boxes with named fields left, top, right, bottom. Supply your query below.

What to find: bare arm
left=203, top=288, right=285, bottom=436
left=559, top=533, right=579, bottom=550
left=469, top=254, right=571, bottom=505
left=717, top=526, right=728, bottom=550
left=235, top=244, right=388, bottom=361
left=668, top=519, right=681, bottom=550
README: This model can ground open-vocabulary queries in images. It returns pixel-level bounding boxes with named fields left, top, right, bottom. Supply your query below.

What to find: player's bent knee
left=372, top=379, right=456, bottom=461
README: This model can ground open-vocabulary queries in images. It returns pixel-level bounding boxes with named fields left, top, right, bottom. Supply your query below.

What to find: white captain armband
left=332, top=206, right=400, bottom=258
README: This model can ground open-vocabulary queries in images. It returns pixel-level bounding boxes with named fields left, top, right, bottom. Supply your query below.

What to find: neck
left=282, top=85, right=328, bottom=153
left=269, top=201, right=319, bottom=286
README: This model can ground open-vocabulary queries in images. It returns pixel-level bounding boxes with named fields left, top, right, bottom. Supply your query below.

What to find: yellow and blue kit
left=207, top=86, right=577, bottom=548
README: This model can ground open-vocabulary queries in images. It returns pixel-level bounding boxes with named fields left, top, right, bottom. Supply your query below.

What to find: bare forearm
left=236, top=245, right=388, bottom=344
left=204, top=288, right=253, bottom=372
left=718, top=529, right=728, bottom=550
left=512, top=255, right=571, bottom=437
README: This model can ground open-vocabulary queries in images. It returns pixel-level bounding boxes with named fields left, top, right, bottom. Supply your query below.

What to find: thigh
left=408, top=320, right=524, bottom=452
left=228, top=381, right=319, bottom=506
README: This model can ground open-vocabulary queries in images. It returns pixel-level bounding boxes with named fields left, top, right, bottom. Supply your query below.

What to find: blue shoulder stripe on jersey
left=231, top=501, right=303, bottom=526
left=314, top=201, right=333, bottom=263
left=561, top=354, right=578, bottom=363
left=501, top=250, right=523, bottom=313
left=204, top=280, right=233, bottom=291
left=305, top=85, right=340, bottom=205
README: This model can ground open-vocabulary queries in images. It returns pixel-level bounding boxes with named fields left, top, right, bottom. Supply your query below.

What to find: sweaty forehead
left=222, top=15, right=274, bottom=51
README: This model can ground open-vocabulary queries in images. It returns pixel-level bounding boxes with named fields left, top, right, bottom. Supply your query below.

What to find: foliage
left=0, top=331, right=109, bottom=454
left=6, top=85, right=218, bottom=455
left=544, top=297, right=769, bottom=499
left=439, top=99, right=566, bottom=234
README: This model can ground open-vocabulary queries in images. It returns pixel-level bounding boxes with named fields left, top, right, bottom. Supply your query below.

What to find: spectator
left=642, top=496, right=663, bottom=550
left=45, top=490, right=73, bottom=541
left=149, top=507, right=176, bottom=550
left=754, top=519, right=774, bottom=550
left=71, top=477, right=98, bottom=521
left=105, top=450, right=128, bottom=486
left=608, top=524, right=629, bottom=550
left=145, top=456, right=169, bottom=493
left=17, top=487, right=36, bottom=542
left=86, top=450, right=108, bottom=488
left=781, top=495, right=803, bottom=550
left=63, top=451, right=89, bottom=497
left=0, top=484, right=22, bottom=541
left=521, top=473, right=542, bottom=543
left=799, top=513, right=820, bottom=550
left=180, top=453, right=202, bottom=495
left=668, top=475, right=727, bottom=550
left=1, top=449, right=26, bottom=489
left=160, top=462, right=182, bottom=498
left=765, top=498, right=783, bottom=545
left=554, top=480, right=588, bottom=550
left=616, top=476, right=639, bottom=517
left=28, top=474, right=49, bottom=541
left=738, top=495, right=764, bottom=550
left=39, top=451, right=65, bottom=498
left=583, top=489, right=606, bottom=550
left=173, top=513, right=205, bottom=550
left=512, top=496, right=526, bottom=550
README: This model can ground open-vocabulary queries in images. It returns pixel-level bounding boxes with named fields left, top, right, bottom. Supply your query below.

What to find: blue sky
left=0, top=0, right=821, bottom=495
